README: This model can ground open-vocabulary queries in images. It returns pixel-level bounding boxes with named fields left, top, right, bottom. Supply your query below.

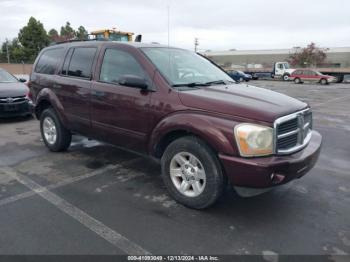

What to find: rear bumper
left=219, top=131, right=322, bottom=189
left=0, top=101, right=34, bottom=118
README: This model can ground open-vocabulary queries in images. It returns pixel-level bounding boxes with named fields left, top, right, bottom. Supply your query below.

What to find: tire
left=161, top=136, right=225, bottom=209
left=320, top=78, right=328, bottom=85
left=239, top=77, right=244, bottom=82
left=283, top=74, right=290, bottom=81
left=40, top=108, right=71, bottom=152
left=294, top=78, right=301, bottom=84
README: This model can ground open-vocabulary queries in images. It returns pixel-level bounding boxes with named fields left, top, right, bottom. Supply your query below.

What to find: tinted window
left=61, top=48, right=74, bottom=75
left=68, top=47, right=96, bottom=78
left=35, top=48, right=64, bottom=75
left=100, top=49, right=144, bottom=84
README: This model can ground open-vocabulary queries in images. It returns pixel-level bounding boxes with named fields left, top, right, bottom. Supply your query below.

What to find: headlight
left=234, top=124, right=274, bottom=157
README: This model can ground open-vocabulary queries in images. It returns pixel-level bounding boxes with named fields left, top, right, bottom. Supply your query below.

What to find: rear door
left=91, top=46, right=153, bottom=152
left=55, top=46, right=98, bottom=132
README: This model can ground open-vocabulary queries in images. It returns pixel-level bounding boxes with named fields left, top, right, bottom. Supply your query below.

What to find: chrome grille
left=274, top=109, right=313, bottom=154
left=0, top=96, right=26, bottom=104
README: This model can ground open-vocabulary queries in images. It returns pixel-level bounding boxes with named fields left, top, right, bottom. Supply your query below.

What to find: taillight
left=25, top=81, right=33, bottom=101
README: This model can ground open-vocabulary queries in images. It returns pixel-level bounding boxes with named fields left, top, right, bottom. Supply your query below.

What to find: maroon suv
left=29, top=41, right=322, bottom=209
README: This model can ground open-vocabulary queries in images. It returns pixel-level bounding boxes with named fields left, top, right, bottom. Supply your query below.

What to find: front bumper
left=0, top=101, right=34, bottom=118
left=219, top=131, right=322, bottom=189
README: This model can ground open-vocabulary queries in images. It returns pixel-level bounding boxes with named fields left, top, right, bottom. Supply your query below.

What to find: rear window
left=35, top=48, right=64, bottom=75
left=67, top=47, right=97, bottom=79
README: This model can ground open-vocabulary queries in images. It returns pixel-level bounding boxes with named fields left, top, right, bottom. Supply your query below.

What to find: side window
left=61, top=48, right=74, bottom=75
left=35, top=48, right=64, bottom=75
left=67, top=47, right=97, bottom=79
left=278, top=64, right=284, bottom=69
left=100, top=49, right=145, bottom=84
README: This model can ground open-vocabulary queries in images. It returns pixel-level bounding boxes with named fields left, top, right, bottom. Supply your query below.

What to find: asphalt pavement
left=0, top=80, right=349, bottom=257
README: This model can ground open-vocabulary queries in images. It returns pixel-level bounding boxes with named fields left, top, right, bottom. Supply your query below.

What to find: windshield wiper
left=172, top=82, right=210, bottom=88
left=205, top=80, right=235, bottom=85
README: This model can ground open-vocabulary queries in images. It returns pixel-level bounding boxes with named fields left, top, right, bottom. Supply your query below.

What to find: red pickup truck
left=29, top=41, right=322, bottom=209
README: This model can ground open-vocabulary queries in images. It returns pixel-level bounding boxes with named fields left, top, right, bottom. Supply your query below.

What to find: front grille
left=0, top=100, right=29, bottom=113
left=0, top=96, right=26, bottom=104
left=274, top=109, right=313, bottom=154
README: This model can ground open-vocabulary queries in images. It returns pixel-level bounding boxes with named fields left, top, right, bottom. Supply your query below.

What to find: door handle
left=53, top=83, right=62, bottom=89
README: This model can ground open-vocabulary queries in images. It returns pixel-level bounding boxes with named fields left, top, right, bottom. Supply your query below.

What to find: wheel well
left=35, top=100, right=52, bottom=119
left=154, top=130, right=190, bottom=158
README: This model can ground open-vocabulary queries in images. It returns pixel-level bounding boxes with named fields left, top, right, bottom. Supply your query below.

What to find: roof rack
left=50, top=38, right=110, bottom=46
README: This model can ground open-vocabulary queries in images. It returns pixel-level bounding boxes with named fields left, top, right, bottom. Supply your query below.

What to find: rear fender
left=35, top=88, right=69, bottom=128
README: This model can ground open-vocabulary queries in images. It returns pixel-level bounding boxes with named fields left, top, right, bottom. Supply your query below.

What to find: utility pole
left=194, top=38, right=199, bottom=53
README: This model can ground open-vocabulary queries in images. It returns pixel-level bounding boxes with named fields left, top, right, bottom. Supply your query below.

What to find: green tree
left=18, top=16, right=49, bottom=62
left=48, top=28, right=59, bottom=42
left=60, top=22, right=75, bottom=40
left=288, top=42, right=328, bottom=67
left=1, top=38, right=26, bottom=63
left=75, top=26, right=88, bottom=40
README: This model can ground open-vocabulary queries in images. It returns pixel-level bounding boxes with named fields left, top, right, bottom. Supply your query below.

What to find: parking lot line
left=0, top=164, right=118, bottom=207
left=6, top=167, right=151, bottom=255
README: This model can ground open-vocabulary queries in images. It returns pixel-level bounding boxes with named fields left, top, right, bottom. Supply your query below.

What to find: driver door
left=91, top=47, right=152, bottom=152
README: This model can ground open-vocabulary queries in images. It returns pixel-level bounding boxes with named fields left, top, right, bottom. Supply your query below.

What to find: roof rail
left=49, top=38, right=110, bottom=46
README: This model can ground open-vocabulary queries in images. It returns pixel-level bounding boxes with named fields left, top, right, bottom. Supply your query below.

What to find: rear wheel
left=40, top=108, right=71, bottom=152
left=320, top=78, right=328, bottom=85
left=239, top=77, right=244, bottom=82
left=161, top=136, right=225, bottom=209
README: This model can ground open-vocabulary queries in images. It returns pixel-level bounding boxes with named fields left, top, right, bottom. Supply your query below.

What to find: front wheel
left=161, top=136, right=225, bottom=209
left=320, top=78, right=328, bottom=85
left=283, top=74, right=290, bottom=81
left=294, top=78, right=302, bottom=84
left=40, top=108, right=72, bottom=152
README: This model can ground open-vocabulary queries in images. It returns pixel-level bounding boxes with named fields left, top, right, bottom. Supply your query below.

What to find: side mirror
left=19, top=78, right=27, bottom=83
left=119, top=75, right=148, bottom=90
left=135, top=35, right=142, bottom=42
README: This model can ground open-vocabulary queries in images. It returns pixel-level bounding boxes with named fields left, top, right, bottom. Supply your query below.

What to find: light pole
left=6, top=40, right=10, bottom=64
left=194, top=38, right=199, bottom=53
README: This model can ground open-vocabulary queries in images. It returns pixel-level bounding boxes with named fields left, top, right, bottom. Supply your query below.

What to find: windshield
left=142, top=47, right=234, bottom=87
left=0, top=69, right=18, bottom=83
left=283, top=63, right=290, bottom=69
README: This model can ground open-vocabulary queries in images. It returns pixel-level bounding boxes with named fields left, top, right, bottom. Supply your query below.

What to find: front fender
left=149, top=112, right=240, bottom=157
left=36, top=88, right=69, bottom=128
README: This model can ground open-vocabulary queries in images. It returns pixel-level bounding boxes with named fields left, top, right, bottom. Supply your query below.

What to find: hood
left=178, top=83, right=307, bottom=123
left=0, top=82, right=28, bottom=98
left=285, top=69, right=296, bottom=74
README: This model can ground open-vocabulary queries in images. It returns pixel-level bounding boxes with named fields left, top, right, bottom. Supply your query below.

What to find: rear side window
left=35, top=48, right=64, bottom=75
left=99, top=49, right=144, bottom=84
left=67, top=47, right=97, bottom=79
